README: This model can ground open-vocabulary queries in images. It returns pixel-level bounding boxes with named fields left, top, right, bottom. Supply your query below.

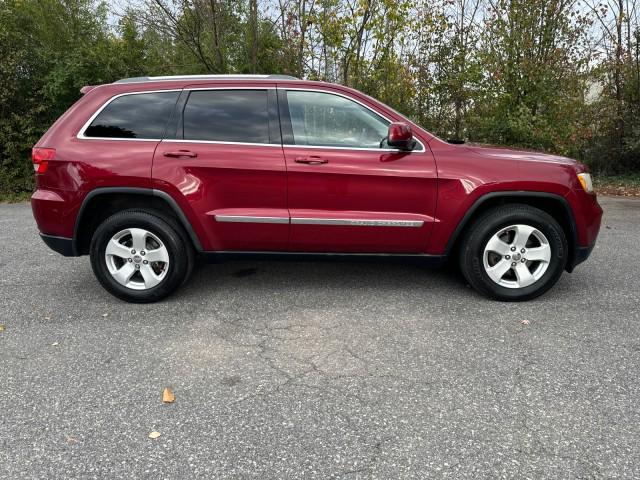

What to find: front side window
left=183, top=90, right=269, bottom=143
left=83, top=91, right=179, bottom=139
left=286, top=90, right=389, bottom=148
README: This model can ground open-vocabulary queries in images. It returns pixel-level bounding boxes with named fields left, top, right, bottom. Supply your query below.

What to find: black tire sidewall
left=90, top=211, right=189, bottom=303
left=462, top=206, right=568, bottom=301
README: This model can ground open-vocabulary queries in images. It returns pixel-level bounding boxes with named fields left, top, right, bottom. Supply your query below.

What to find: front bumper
left=566, top=243, right=595, bottom=272
left=40, top=233, right=75, bottom=256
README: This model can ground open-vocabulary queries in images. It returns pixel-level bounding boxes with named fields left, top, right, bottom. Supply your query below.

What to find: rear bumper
left=40, top=233, right=75, bottom=256
left=31, top=188, right=77, bottom=239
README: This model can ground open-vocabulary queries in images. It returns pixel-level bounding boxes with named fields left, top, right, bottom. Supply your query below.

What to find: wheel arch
left=73, top=187, right=203, bottom=256
left=445, top=191, right=580, bottom=272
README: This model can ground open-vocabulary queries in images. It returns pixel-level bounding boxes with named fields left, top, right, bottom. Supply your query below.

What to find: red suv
left=31, top=74, right=602, bottom=303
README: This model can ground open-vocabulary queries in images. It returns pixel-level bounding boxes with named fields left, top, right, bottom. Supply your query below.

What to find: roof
left=114, top=74, right=299, bottom=84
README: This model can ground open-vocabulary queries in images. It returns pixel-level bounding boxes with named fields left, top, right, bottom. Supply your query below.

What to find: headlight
left=577, top=173, right=594, bottom=193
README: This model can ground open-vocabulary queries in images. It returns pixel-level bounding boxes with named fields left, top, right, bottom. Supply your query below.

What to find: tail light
left=32, top=147, right=55, bottom=174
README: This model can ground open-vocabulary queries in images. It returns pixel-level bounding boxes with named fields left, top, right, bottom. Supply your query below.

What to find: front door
left=152, top=85, right=289, bottom=251
left=279, top=88, right=438, bottom=253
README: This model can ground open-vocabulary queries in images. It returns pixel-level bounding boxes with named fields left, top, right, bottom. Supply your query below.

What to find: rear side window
left=183, top=90, right=269, bottom=143
left=83, top=91, right=179, bottom=139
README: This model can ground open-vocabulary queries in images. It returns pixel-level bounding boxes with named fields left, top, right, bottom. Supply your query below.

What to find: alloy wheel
left=104, top=228, right=170, bottom=290
left=482, top=224, right=552, bottom=289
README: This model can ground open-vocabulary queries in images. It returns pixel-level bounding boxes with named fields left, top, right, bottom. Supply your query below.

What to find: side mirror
left=387, top=122, right=416, bottom=151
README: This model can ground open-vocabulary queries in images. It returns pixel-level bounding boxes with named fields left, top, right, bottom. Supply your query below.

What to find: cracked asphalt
left=1, top=196, right=639, bottom=479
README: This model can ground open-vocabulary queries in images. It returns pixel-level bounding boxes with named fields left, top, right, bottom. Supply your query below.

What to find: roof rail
left=114, top=74, right=299, bottom=84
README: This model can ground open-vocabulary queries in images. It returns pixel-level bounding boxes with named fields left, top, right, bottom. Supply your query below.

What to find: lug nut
left=141, top=251, right=145, bottom=256
left=511, top=246, right=516, bottom=252
left=143, top=260, right=148, bottom=264
left=131, top=249, right=136, bottom=254
left=135, top=264, right=140, bottom=270
left=511, top=262, right=516, bottom=266
left=521, top=258, right=526, bottom=262
left=128, top=258, right=133, bottom=262
left=505, top=255, right=511, bottom=259
left=521, top=248, right=525, bottom=253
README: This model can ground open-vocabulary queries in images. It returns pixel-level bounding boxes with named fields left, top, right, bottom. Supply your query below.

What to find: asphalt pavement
left=1, top=196, right=639, bottom=479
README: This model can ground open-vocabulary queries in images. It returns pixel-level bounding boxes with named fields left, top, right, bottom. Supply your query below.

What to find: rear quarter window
left=82, top=91, right=179, bottom=139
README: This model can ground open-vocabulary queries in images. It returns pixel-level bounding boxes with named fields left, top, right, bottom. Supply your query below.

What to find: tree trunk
left=208, top=0, right=226, bottom=72
left=249, top=0, right=258, bottom=73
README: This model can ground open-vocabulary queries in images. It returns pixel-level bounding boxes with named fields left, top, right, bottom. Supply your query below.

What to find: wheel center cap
left=513, top=253, right=522, bottom=261
left=133, top=255, right=142, bottom=263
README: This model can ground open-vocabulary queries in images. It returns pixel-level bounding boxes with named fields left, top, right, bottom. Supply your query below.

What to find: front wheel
left=459, top=204, right=568, bottom=301
left=90, top=210, right=193, bottom=303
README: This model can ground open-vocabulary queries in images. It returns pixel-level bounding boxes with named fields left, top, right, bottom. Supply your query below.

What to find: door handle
left=295, top=156, right=328, bottom=165
left=163, top=150, right=197, bottom=158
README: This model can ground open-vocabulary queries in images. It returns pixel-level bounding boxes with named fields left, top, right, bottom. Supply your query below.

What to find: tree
left=470, top=0, right=592, bottom=154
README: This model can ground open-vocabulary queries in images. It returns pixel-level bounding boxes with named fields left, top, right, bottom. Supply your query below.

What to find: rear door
left=279, top=88, right=438, bottom=253
left=152, top=85, right=288, bottom=251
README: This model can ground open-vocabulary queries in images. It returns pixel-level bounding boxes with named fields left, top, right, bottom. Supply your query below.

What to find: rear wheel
left=90, top=210, right=193, bottom=303
left=459, top=204, right=567, bottom=301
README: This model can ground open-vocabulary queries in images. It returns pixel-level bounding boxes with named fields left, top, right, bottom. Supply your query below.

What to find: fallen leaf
left=102, top=313, right=108, bottom=318
left=51, top=342, right=59, bottom=346
left=162, top=387, right=175, bottom=403
left=521, top=320, right=530, bottom=325
left=66, top=436, right=79, bottom=444
left=0, top=324, right=4, bottom=333
left=44, top=316, right=51, bottom=321
left=148, top=431, right=161, bottom=439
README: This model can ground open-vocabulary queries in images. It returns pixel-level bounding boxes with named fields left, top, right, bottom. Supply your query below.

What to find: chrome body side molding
left=214, top=215, right=424, bottom=227
left=290, top=218, right=424, bottom=227
left=214, top=215, right=289, bottom=224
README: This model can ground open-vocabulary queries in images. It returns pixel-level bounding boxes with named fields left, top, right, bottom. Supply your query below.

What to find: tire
left=459, top=204, right=568, bottom=301
left=90, top=210, right=194, bottom=303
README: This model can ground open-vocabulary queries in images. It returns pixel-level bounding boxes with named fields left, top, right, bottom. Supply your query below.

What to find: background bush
left=1, top=0, right=639, bottom=197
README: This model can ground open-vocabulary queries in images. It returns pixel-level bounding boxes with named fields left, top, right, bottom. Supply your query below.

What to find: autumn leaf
left=0, top=324, right=4, bottom=333
left=148, top=431, right=161, bottom=439
left=162, top=387, right=175, bottom=404
left=521, top=320, right=530, bottom=325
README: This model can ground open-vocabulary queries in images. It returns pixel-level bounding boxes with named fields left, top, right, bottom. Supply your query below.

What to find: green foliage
left=0, top=0, right=116, bottom=196
left=1, top=0, right=639, bottom=199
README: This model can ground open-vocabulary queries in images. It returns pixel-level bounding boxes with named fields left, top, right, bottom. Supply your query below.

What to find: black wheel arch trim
left=444, top=191, right=580, bottom=271
left=72, top=187, right=203, bottom=255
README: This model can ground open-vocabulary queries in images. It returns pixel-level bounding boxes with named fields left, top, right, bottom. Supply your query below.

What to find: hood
left=464, top=144, right=579, bottom=166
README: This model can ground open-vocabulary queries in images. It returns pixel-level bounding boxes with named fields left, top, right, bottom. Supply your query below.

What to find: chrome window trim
left=76, top=86, right=426, bottom=153
left=291, top=218, right=424, bottom=227
left=77, top=87, right=274, bottom=142
left=282, top=144, right=410, bottom=153
left=215, top=215, right=289, bottom=224
left=283, top=88, right=426, bottom=153
left=185, top=87, right=275, bottom=91
left=164, top=139, right=282, bottom=148
left=76, top=89, right=182, bottom=141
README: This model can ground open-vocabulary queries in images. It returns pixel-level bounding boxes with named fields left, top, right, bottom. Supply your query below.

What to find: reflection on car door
left=152, top=85, right=289, bottom=251
left=279, top=88, right=438, bottom=253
